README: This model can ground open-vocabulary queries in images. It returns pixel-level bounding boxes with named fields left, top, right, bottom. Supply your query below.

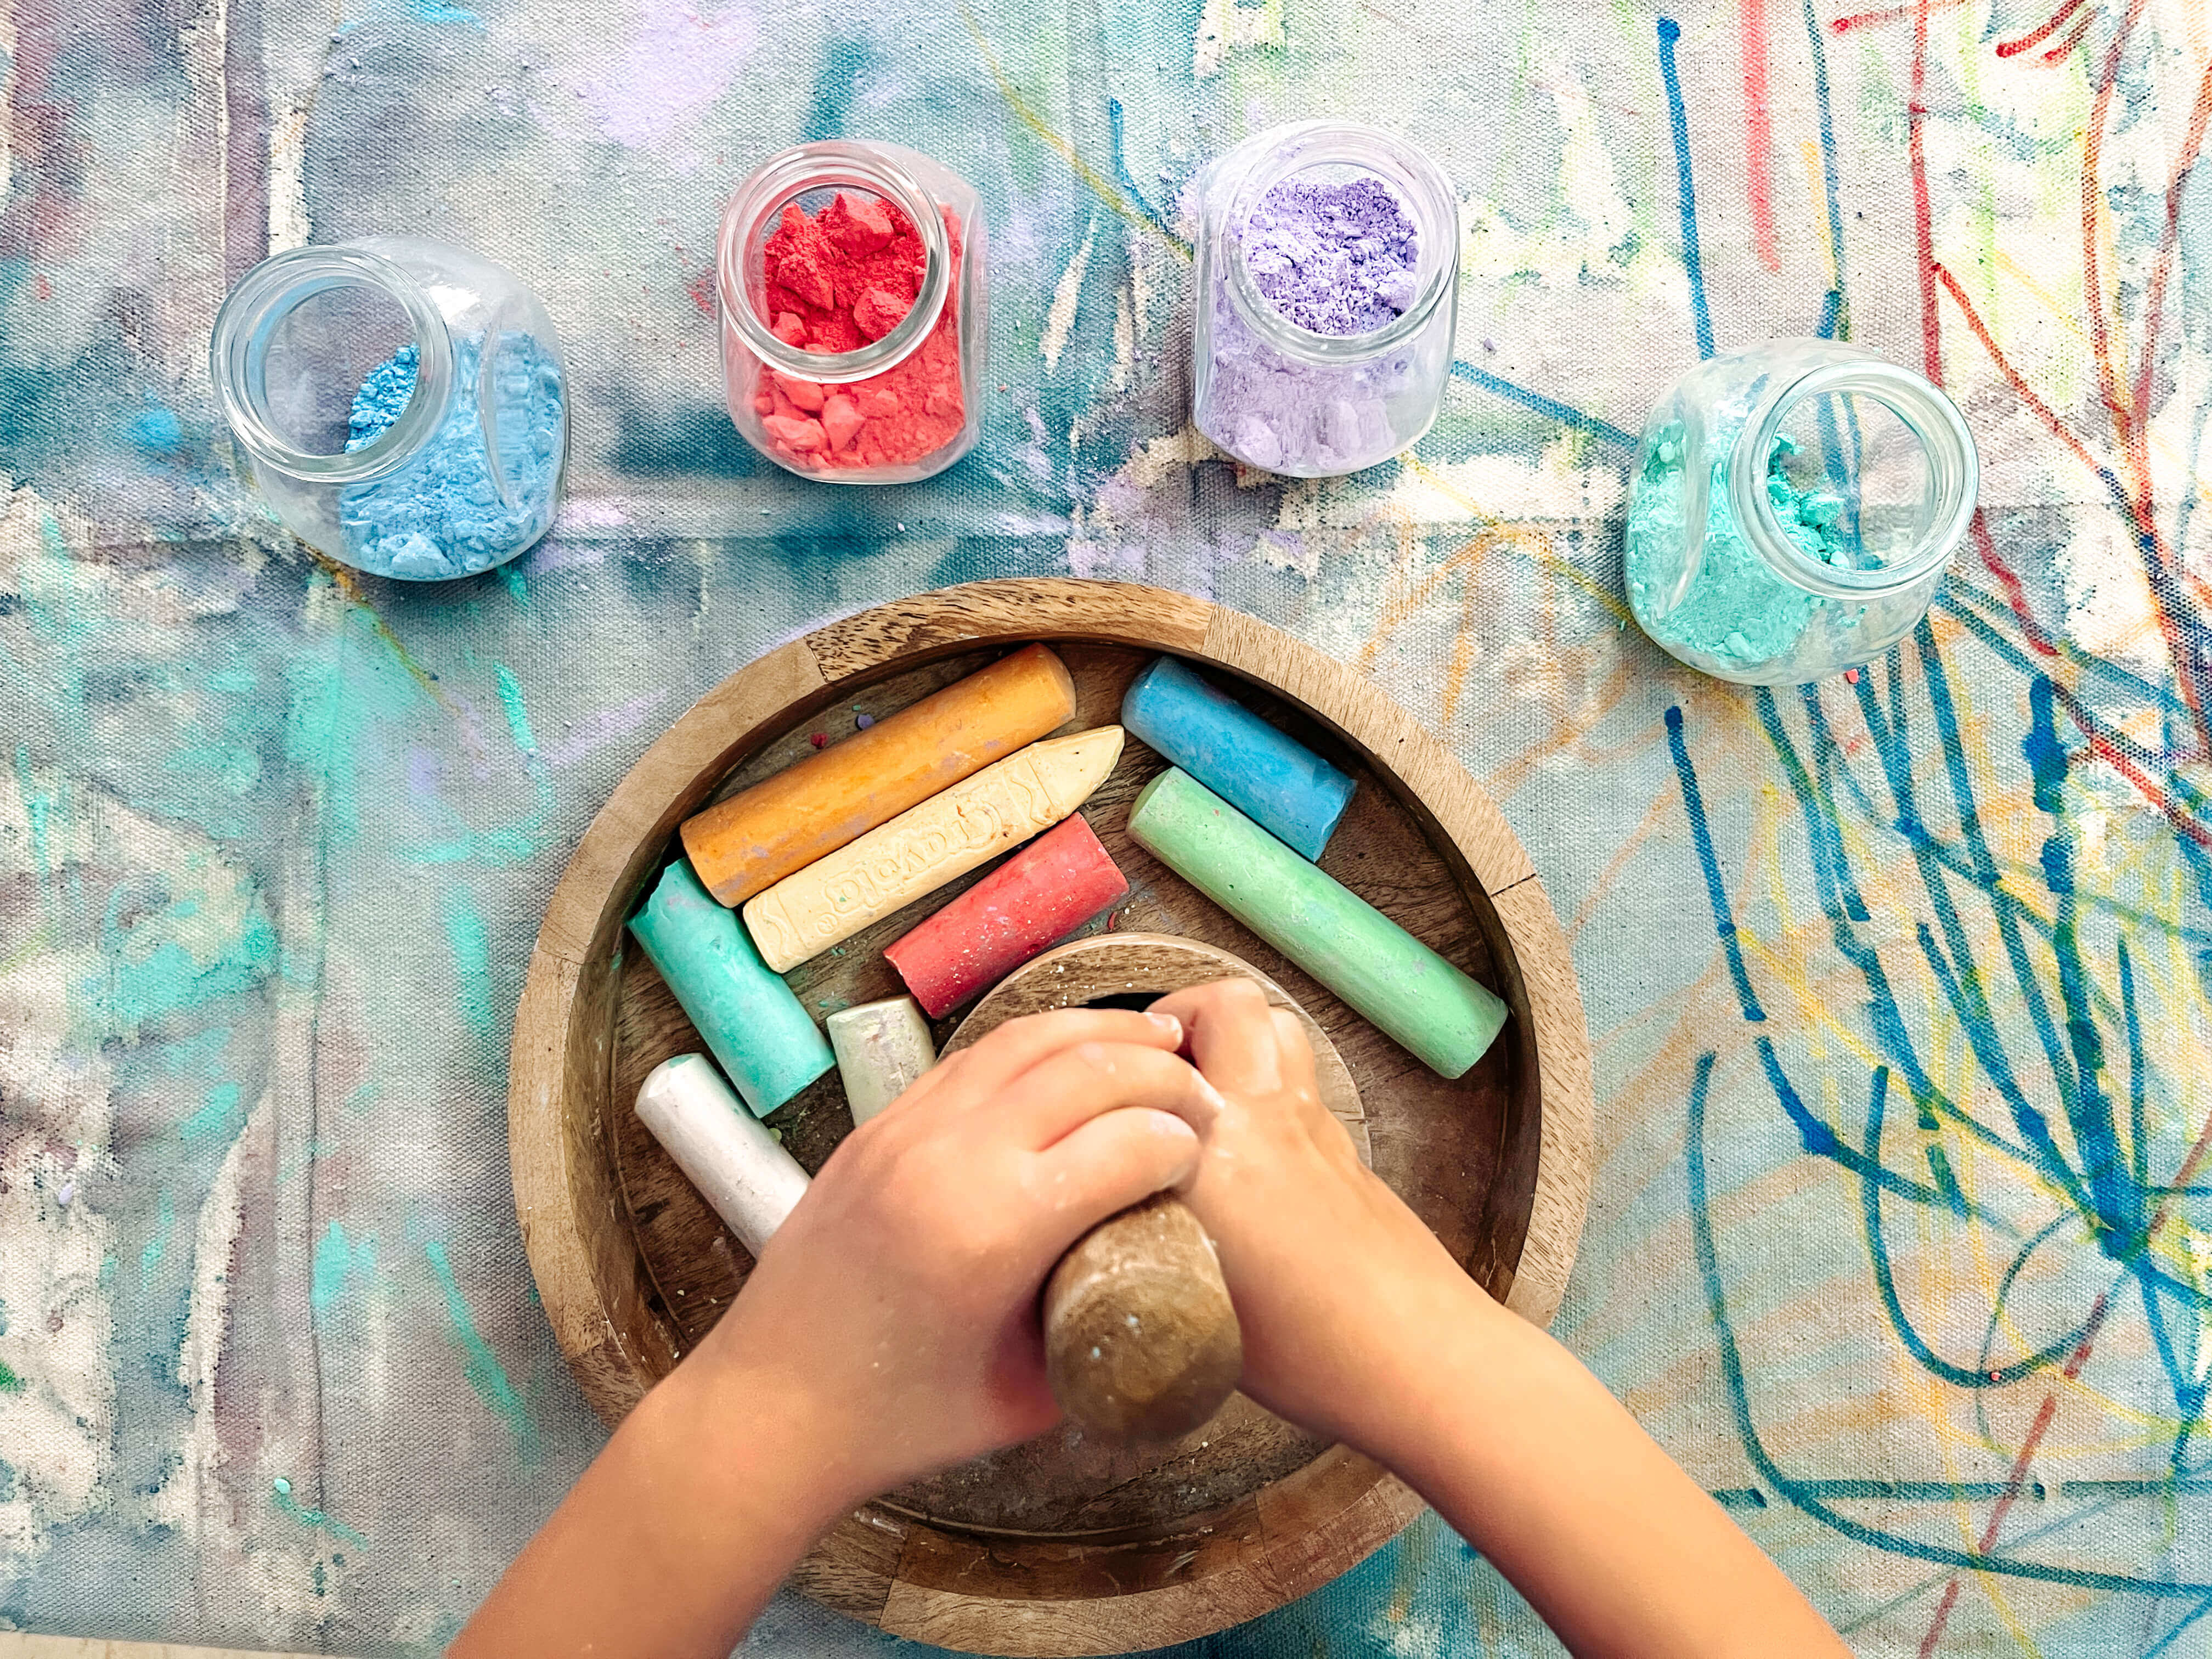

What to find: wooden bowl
left=508, top=579, right=1593, bottom=1657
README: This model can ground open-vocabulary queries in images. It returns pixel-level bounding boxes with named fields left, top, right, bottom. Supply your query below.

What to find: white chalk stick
left=634, top=1054, right=810, bottom=1255
left=827, top=996, right=938, bottom=1126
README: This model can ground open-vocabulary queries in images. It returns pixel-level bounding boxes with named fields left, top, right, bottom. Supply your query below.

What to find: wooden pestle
left=1041, top=1189, right=1243, bottom=1440
left=944, top=935, right=1367, bottom=1442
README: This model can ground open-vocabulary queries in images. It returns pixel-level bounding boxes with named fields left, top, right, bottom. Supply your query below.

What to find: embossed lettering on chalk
left=742, top=729, right=1124, bottom=972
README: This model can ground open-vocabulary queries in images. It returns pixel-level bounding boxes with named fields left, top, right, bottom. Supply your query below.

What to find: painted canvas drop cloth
left=4, top=1, right=2210, bottom=1654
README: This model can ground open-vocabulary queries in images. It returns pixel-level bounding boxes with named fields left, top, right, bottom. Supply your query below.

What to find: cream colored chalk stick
left=634, top=1054, right=810, bottom=1255
left=742, top=727, right=1125, bottom=972
left=827, top=996, right=938, bottom=1126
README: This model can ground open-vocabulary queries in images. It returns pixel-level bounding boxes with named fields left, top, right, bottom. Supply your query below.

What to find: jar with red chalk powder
left=718, top=141, right=987, bottom=484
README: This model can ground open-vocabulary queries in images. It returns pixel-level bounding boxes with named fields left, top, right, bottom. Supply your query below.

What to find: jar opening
left=1223, top=122, right=1457, bottom=365
left=718, top=143, right=950, bottom=383
left=210, top=246, right=453, bottom=486
left=1733, top=360, right=1977, bottom=599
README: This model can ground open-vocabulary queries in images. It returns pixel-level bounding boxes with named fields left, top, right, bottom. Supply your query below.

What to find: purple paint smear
left=543, top=690, right=674, bottom=769
left=567, top=1, right=761, bottom=150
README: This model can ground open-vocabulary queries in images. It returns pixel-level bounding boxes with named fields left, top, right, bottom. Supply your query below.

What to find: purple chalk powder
left=1242, top=176, right=1419, bottom=336
left=1191, top=125, right=1458, bottom=478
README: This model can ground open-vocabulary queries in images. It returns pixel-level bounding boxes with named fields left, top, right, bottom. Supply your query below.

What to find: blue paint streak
left=1663, top=706, right=1763, bottom=1020
left=802, top=38, right=872, bottom=143
left=1862, top=1068, right=2094, bottom=1385
left=1800, top=0, right=1849, bottom=303
left=1656, top=18, right=1715, bottom=359
left=1449, top=362, right=1638, bottom=450
left=1688, top=1052, right=2212, bottom=1594
left=1104, top=99, right=1179, bottom=246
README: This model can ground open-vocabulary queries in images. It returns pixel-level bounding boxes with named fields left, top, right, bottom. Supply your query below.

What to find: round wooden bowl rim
left=507, top=578, right=1593, bottom=1655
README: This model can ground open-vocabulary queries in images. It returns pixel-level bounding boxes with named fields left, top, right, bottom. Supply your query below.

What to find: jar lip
left=1730, top=354, right=1978, bottom=599
left=208, top=244, right=453, bottom=484
left=717, top=140, right=951, bottom=384
left=1217, top=120, right=1458, bottom=364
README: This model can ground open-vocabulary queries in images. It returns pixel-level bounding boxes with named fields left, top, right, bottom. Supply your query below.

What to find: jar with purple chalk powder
left=1192, top=121, right=1458, bottom=478
left=211, top=238, right=567, bottom=582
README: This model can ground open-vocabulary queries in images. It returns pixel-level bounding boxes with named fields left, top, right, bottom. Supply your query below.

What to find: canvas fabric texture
left=2, top=1, right=2207, bottom=1655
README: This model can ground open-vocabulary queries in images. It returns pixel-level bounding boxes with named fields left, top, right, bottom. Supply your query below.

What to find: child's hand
left=687, top=1006, right=1223, bottom=1504
left=1144, top=978, right=1487, bottom=1455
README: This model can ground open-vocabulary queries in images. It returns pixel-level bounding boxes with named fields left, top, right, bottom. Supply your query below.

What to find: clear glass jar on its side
left=1624, top=340, right=1978, bottom=685
left=1192, top=121, right=1459, bottom=479
left=718, top=141, right=987, bottom=485
left=210, top=238, right=568, bottom=582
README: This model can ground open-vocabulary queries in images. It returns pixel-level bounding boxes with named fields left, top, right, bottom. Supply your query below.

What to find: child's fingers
left=951, top=1007, right=1185, bottom=1099
left=1003, top=1041, right=1224, bottom=1148
left=1146, top=979, right=1283, bottom=1097
left=1026, top=1108, right=1201, bottom=1244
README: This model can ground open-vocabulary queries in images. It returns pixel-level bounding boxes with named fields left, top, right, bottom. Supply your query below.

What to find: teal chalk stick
left=628, top=859, right=833, bottom=1116
left=1122, top=656, right=1355, bottom=860
left=1127, top=768, right=1506, bottom=1078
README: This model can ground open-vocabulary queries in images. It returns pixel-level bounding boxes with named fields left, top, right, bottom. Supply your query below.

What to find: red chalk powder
left=751, top=193, right=966, bottom=471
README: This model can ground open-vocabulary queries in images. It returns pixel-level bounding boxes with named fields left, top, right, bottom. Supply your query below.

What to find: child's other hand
left=688, top=1006, right=1222, bottom=1505
left=1144, top=978, right=1486, bottom=1454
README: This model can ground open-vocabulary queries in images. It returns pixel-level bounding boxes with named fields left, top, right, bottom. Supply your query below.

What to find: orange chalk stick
left=679, top=643, right=1078, bottom=906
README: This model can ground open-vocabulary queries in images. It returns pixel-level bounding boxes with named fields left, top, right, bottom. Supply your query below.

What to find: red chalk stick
left=886, top=814, right=1130, bottom=1018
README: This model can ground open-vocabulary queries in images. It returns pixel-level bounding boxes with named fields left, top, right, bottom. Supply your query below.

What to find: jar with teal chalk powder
left=211, top=238, right=567, bottom=582
left=1624, top=340, right=1977, bottom=685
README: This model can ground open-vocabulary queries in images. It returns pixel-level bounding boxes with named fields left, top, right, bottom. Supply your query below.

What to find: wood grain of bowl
left=507, top=579, right=1593, bottom=1657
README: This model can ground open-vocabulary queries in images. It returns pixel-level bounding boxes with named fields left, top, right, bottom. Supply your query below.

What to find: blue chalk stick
left=628, top=859, right=833, bottom=1117
left=1121, top=656, right=1356, bottom=860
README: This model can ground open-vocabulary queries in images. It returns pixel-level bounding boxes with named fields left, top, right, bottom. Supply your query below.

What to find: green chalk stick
left=628, top=859, right=833, bottom=1116
left=1127, top=768, right=1507, bottom=1078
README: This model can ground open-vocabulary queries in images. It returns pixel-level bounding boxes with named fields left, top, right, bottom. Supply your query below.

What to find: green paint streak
left=442, top=888, right=496, bottom=1039
left=424, top=1239, right=541, bottom=1468
left=312, top=1221, right=376, bottom=1314
left=179, top=1082, right=243, bottom=1145
left=493, top=664, right=538, bottom=757
left=83, top=881, right=277, bottom=1039
left=272, top=1477, right=371, bottom=1549
left=0, top=1362, right=23, bottom=1394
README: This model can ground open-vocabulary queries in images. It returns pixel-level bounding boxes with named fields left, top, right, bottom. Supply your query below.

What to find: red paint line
left=2042, top=10, right=2095, bottom=61
left=1996, top=0, right=2089, bottom=58
left=1830, top=0, right=1970, bottom=34
left=1908, top=1, right=1942, bottom=384
left=1742, top=0, right=1781, bottom=272
left=1916, top=1293, right=2112, bottom=1656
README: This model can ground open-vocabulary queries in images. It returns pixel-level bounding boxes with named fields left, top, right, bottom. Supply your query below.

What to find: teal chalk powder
left=1626, top=425, right=1863, bottom=671
left=339, top=331, right=565, bottom=581
left=1622, top=340, right=1972, bottom=685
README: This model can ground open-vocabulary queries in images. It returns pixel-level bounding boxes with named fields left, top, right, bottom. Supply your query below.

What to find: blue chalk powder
left=339, top=330, right=565, bottom=580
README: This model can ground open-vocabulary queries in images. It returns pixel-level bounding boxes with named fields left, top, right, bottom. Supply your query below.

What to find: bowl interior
left=603, top=641, right=1535, bottom=1541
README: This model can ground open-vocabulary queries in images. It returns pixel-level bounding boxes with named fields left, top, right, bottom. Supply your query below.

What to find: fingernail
left=1147, top=1012, right=1183, bottom=1042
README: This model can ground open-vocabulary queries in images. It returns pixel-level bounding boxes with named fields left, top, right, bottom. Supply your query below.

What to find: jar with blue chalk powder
left=1624, top=340, right=1977, bottom=684
left=211, top=238, right=567, bottom=582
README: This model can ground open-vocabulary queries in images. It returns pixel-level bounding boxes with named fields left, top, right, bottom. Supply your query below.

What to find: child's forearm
left=1359, top=1282, right=1849, bottom=1659
left=450, top=1357, right=859, bottom=1659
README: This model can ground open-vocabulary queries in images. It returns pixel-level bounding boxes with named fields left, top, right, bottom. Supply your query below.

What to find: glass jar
left=210, top=238, right=567, bottom=582
left=718, top=141, right=987, bottom=485
left=1625, top=341, right=1978, bottom=685
left=1192, top=121, right=1459, bottom=479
